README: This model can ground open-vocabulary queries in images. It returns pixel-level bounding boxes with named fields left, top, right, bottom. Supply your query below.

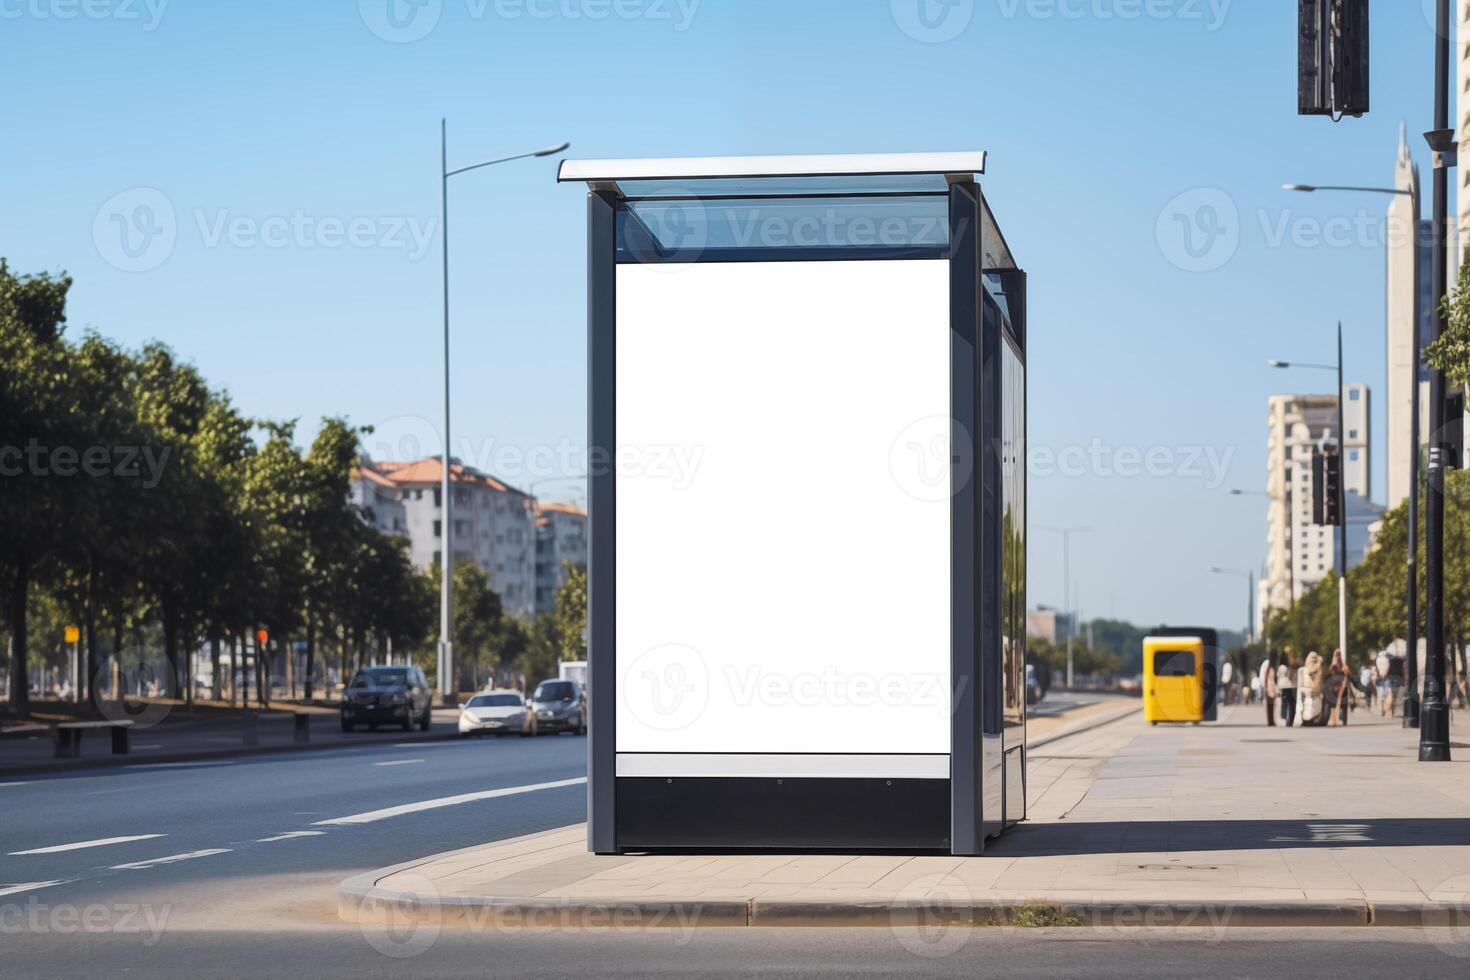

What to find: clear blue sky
left=0, top=2, right=1444, bottom=630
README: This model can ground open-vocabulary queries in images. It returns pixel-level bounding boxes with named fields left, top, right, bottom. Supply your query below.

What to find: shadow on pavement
left=990, top=817, right=1470, bottom=857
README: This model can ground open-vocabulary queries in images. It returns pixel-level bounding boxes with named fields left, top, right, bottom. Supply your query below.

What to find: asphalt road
left=4, top=716, right=1468, bottom=978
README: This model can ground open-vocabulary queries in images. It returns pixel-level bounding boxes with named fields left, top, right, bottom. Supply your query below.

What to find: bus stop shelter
left=559, top=152, right=1028, bottom=855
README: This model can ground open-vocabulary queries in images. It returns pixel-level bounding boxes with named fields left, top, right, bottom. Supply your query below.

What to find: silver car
left=457, top=691, right=536, bottom=737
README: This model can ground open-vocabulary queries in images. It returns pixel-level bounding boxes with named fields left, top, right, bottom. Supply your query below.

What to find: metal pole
left=1336, top=322, right=1348, bottom=669
left=1421, top=0, right=1454, bottom=761
left=1063, top=534, right=1073, bottom=689
left=438, top=118, right=455, bottom=705
left=1248, top=570, right=1255, bottom=644
left=1406, top=191, right=1423, bottom=728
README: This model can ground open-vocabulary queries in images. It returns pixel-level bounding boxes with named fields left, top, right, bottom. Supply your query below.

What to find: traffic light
left=1311, top=447, right=1343, bottom=526
left=1298, top=0, right=1370, bottom=118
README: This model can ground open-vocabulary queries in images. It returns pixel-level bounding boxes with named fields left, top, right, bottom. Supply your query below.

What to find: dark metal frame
left=584, top=179, right=1026, bottom=855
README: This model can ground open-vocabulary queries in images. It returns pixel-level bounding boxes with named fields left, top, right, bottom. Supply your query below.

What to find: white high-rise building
left=1260, top=386, right=1376, bottom=620
left=1386, top=125, right=1431, bottom=510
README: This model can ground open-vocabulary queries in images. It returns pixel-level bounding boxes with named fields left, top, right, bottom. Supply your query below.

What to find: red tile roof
left=358, top=458, right=522, bottom=495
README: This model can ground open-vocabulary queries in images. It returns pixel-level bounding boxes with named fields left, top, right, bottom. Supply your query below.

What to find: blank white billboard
left=614, top=259, right=952, bottom=760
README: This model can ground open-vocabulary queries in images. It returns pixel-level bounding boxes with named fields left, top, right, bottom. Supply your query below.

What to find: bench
left=54, top=719, right=134, bottom=759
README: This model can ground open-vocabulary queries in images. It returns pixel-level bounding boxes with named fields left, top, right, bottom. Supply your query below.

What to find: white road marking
left=0, top=782, right=31, bottom=788
left=0, top=881, right=69, bottom=898
left=10, top=834, right=166, bottom=856
left=255, top=831, right=324, bottom=843
left=372, top=758, right=425, bottom=767
left=313, top=777, right=588, bottom=826
left=391, top=742, right=458, bottom=748
left=125, top=760, right=237, bottom=770
left=110, top=848, right=232, bottom=870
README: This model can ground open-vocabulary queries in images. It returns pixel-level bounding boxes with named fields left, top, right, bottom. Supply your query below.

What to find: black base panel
left=614, top=776, right=951, bottom=852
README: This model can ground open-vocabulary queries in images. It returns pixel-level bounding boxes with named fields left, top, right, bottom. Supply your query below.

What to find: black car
left=340, top=665, right=432, bottom=732
left=529, top=678, right=586, bottom=735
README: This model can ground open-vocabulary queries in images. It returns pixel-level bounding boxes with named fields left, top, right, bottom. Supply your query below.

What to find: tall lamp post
left=1284, top=181, right=1422, bottom=729
left=438, top=122, right=570, bottom=705
left=1420, top=0, right=1456, bottom=761
left=1209, top=566, right=1255, bottom=645
left=1269, top=324, right=1349, bottom=674
left=1039, top=525, right=1090, bottom=689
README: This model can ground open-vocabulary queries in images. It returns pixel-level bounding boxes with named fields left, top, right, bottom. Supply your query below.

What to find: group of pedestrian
left=1257, top=648, right=1364, bottom=727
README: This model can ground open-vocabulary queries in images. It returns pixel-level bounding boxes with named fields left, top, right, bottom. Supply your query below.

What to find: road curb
left=338, top=875, right=1404, bottom=930
left=0, top=727, right=466, bottom=778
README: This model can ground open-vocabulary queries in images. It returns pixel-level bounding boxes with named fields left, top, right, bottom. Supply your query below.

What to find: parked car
left=341, top=665, right=432, bottom=732
left=1025, top=664, right=1044, bottom=705
left=458, top=690, right=536, bottom=737
left=529, top=678, right=587, bottom=735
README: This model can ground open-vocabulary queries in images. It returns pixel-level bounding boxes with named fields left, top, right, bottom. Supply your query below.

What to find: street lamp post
left=1269, top=328, right=1349, bottom=676
left=437, top=122, right=570, bottom=706
left=1420, top=0, right=1456, bottom=761
left=1209, top=566, right=1254, bottom=644
left=1283, top=180, right=1422, bottom=728
left=1039, top=525, right=1090, bottom=689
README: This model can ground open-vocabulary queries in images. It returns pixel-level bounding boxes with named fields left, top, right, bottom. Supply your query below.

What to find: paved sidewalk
left=340, top=705, right=1470, bottom=929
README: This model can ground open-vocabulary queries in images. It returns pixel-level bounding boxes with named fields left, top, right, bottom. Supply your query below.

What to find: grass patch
left=1007, top=904, right=1083, bottom=928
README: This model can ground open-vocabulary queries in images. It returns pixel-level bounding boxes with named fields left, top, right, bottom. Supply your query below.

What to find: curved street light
left=436, top=123, right=571, bottom=705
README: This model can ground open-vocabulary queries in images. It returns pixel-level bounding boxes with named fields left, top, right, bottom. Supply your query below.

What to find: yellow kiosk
left=1142, top=628, right=1220, bottom=725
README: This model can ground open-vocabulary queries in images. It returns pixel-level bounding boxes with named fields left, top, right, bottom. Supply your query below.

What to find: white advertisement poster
left=614, top=259, right=952, bottom=760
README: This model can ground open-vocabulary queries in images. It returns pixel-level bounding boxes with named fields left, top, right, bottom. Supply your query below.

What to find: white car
left=457, top=691, right=536, bottom=737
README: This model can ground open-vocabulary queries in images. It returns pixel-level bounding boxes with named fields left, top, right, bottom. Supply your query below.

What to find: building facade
left=535, top=502, right=589, bottom=615
left=351, top=457, right=561, bottom=620
left=1260, top=387, right=1374, bottom=618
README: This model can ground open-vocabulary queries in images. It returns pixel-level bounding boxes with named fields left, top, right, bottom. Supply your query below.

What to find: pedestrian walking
left=1326, top=649, right=1354, bottom=726
left=1277, top=653, right=1297, bottom=727
left=1261, top=655, right=1278, bottom=726
left=1370, top=652, right=1393, bottom=719
left=1220, top=658, right=1235, bottom=706
left=1297, top=651, right=1326, bottom=727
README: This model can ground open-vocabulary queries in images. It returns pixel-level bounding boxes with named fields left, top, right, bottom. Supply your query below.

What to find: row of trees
left=1, top=260, right=585, bottom=715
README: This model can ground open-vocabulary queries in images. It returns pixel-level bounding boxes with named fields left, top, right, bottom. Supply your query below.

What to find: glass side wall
left=1000, top=330, right=1026, bottom=736
left=617, top=195, right=950, bottom=262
